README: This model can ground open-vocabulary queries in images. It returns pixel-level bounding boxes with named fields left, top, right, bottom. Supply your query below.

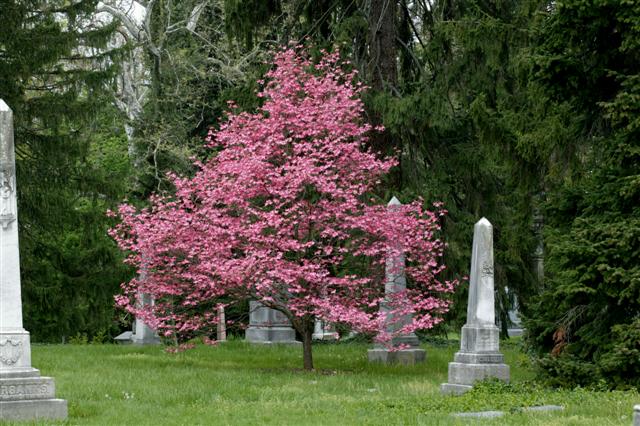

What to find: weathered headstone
left=114, top=293, right=161, bottom=345
left=245, top=301, right=299, bottom=344
left=441, top=218, right=509, bottom=395
left=217, top=306, right=226, bottom=342
left=0, top=100, right=67, bottom=420
left=368, top=197, right=426, bottom=365
left=312, top=320, right=338, bottom=341
left=114, top=260, right=160, bottom=345
left=130, top=293, right=161, bottom=345
left=506, top=287, right=524, bottom=337
left=532, top=204, right=544, bottom=284
left=634, top=404, right=640, bottom=426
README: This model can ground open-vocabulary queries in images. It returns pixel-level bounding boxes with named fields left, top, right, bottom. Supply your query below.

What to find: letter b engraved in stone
left=0, top=339, right=22, bottom=365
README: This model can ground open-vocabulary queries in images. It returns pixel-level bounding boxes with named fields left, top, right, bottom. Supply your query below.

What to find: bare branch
left=96, top=3, right=143, bottom=41
left=186, top=2, right=208, bottom=31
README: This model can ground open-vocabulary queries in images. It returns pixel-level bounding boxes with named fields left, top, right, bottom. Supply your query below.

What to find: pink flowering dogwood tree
left=110, top=48, right=459, bottom=370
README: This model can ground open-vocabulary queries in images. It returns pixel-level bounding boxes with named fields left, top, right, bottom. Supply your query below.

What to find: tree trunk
left=367, top=0, right=398, bottom=158
left=368, top=0, right=397, bottom=92
left=301, top=321, right=314, bottom=371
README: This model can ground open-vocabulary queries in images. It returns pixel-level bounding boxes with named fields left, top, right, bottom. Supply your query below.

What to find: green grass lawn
left=4, top=339, right=637, bottom=425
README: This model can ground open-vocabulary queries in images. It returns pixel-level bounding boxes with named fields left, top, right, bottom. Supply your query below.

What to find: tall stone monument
left=634, top=405, right=640, bottom=426
left=441, top=217, right=509, bottom=395
left=245, top=301, right=299, bottom=344
left=368, top=197, right=426, bottom=365
left=0, top=100, right=68, bottom=420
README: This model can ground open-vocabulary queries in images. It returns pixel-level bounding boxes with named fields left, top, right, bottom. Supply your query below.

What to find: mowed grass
left=4, top=339, right=638, bottom=425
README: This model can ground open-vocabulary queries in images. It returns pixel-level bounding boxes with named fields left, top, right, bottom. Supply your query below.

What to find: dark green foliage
left=524, top=0, right=640, bottom=388
left=0, top=0, right=130, bottom=342
left=372, top=1, right=544, bottom=329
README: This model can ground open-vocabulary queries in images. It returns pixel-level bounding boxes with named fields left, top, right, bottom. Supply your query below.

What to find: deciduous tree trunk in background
left=367, top=0, right=397, bottom=155
left=368, top=0, right=397, bottom=92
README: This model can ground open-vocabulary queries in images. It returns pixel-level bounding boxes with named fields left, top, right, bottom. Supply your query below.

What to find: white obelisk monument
left=441, top=217, right=509, bottom=394
left=368, top=197, right=426, bottom=365
left=0, top=99, right=67, bottom=419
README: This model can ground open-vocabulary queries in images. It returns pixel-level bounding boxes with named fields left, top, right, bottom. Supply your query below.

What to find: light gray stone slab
left=0, top=399, right=67, bottom=421
left=634, top=404, right=640, bottom=426
left=460, top=324, right=500, bottom=353
left=0, top=376, right=56, bottom=401
left=447, top=362, right=509, bottom=386
left=246, top=301, right=299, bottom=344
left=367, top=348, right=426, bottom=365
left=522, top=405, right=564, bottom=412
left=453, top=352, right=504, bottom=364
left=452, top=410, right=505, bottom=418
left=440, top=383, right=473, bottom=395
left=0, top=100, right=67, bottom=420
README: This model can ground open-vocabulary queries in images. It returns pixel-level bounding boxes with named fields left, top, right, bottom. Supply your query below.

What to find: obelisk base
left=441, top=351, right=510, bottom=395
left=245, top=326, right=300, bottom=345
left=441, top=324, right=509, bottom=395
left=368, top=333, right=425, bottom=365
left=367, top=348, right=426, bottom=365
left=0, top=372, right=68, bottom=420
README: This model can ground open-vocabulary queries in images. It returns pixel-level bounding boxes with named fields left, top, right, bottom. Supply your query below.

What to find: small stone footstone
left=245, top=301, right=300, bottom=344
left=522, top=405, right=564, bottom=412
left=0, top=100, right=67, bottom=421
left=452, top=411, right=505, bottom=418
left=451, top=406, right=564, bottom=419
left=634, top=404, right=640, bottom=426
left=368, top=197, right=426, bottom=365
left=441, top=218, right=509, bottom=395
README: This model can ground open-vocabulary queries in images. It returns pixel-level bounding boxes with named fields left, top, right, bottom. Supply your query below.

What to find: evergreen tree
left=0, top=0, right=130, bottom=341
left=523, top=0, right=640, bottom=388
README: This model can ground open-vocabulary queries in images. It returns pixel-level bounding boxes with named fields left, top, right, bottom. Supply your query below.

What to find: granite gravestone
left=441, top=218, right=509, bottom=395
left=245, top=301, right=299, bottom=344
left=368, top=197, right=425, bottom=365
left=114, top=294, right=161, bottom=345
left=0, top=100, right=67, bottom=420
left=312, top=320, right=338, bottom=341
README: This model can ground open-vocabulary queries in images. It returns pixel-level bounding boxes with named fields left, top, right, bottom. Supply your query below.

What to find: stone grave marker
left=245, top=301, right=299, bottom=344
left=115, top=260, right=161, bottom=345
left=0, top=99, right=67, bottom=420
left=312, top=320, right=338, bottom=341
left=441, top=217, right=509, bottom=394
left=368, top=197, right=425, bottom=365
